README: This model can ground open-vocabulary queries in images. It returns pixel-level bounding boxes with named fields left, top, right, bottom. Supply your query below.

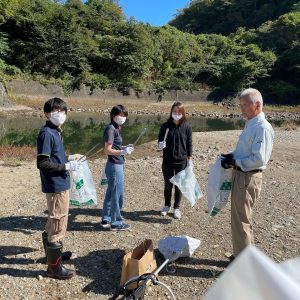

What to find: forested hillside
left=0, top=0, right=299, bottom=103
left=170, top=0, right=300, bottom=103
left=170, top=0, right=299, bottom=35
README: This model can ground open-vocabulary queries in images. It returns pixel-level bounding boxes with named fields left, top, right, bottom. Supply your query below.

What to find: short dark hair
left=167, top=101, right=187, bottom=124
left=43, top=97, right=68, bottom=114
left=110, top=104, right=128, bottom=122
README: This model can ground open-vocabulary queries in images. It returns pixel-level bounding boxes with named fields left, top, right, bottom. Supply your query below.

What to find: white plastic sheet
left=279, top=257, right=300, bottom=284
left=207, top=158, right=232, bottom=217
left=169, top=166, right=203, bottom=207
left=158, top=235, right=201, bottom=262
left=69, top=154, right=97, bottom=206
left=204, top=246, right=300, bottom=300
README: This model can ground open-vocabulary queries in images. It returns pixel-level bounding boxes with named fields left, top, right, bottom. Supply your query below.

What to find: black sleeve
left=186, top=124, right=193, bottom=157
left=158, top=123, right=167, bottom=142
left=37, top=155, right=66, bottom=174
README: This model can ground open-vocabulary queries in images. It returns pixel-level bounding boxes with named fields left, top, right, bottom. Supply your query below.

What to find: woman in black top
left=158, top=102, right=193, bottom=219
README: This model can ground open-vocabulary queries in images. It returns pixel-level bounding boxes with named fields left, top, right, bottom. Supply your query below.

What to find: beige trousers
left=45, top=190, right=70, bottom=243
left=231, top=169, right=262, bottom=256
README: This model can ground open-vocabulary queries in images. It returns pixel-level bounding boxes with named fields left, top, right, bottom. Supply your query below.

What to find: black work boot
left=42, top=231, right=72, bottom=261
left=46, top=242, right=75, bottom=280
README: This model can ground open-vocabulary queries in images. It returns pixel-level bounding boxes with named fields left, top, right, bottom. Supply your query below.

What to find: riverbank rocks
left=1, top=99, right=300, bottom=121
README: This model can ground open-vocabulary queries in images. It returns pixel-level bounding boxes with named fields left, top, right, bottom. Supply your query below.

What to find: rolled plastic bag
left=207, top=157, right=232, bottom=217
left=158, top=235, right=201, bottom=262
left=99, top=163, right=108, bottom=189
left=69, top=154, right=97, bottom=206
left=169, top=166, right=203, bottom=207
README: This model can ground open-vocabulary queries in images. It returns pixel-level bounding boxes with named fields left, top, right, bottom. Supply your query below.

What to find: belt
left=234, top=166, right=263, bottom=173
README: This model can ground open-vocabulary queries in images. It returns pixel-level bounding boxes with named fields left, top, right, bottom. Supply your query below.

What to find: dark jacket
left=36, top=121, right=70, bottom=193
left=158, top=121, right=192, bottom=164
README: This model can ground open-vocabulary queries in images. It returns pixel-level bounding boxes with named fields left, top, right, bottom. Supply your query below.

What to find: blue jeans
left=102, top=161, right=124, bottom=226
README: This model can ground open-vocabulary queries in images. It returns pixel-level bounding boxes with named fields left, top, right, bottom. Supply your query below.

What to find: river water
left=0, top=113, right=265, bottom=154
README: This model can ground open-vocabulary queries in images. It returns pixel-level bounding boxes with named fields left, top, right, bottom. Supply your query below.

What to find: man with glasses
left=221, top=88, right=274, bottom=260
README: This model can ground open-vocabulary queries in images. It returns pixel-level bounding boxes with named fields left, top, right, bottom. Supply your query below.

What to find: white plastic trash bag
left=69, top=154, right=97, bottom=206
left=204, top=246, right=300, bottom=300
left=279, top=257, right=300, bottom=284
left=158, top=235, right=201, bottom=262
left=99, top=163, right=108, bottom=190
left=207, top=158, right=232, bottom=217
left=169, top=166, right=203, bottom=207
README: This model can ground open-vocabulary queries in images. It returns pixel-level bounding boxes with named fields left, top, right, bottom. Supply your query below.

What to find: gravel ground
left=0, top=128, right=299, bottom=300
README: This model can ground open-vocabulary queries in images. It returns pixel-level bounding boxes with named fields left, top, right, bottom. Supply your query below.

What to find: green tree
left=192, top=34, right=276, bottom=92
left=94, top=21, right=155, bottom=88
left=255, top=12, right=300, bottom=53
left=149, top=25, right=203, bottom=90
left=84, top=0, right=124, bottom=34
left=0, top=32, right=9, bottom=58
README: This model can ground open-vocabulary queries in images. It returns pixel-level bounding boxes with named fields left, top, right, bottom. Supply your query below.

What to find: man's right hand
left=221, top=159, right=232, bottom=169
left=158, top=141, right=166, bottom=151
left=221, top=153, right=233, bottom=160
left=65, top=160, right=79, bottom=171
left=221, top=153, right=235, bottom=169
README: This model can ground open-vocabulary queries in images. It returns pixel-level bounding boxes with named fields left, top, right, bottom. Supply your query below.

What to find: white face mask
left=50, top=111, right=66, bottom=127
left=114, top=116, right=126, bottom=125
left=172, top=113, right=183, bottom=121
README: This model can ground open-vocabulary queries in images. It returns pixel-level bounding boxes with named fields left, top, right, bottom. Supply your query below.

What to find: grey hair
left=240, top=88, right=263, bottom=105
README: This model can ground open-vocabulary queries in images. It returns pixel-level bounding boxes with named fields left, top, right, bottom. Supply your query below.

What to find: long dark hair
left=110, top=104, right=128, bottom=122
left=167, top=102, right=187, bottom=124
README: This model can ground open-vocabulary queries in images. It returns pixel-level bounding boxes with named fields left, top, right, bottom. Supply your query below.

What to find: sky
left=118, top=0, right=190, bottom=26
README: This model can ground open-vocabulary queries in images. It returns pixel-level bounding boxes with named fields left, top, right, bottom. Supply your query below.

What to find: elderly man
left=221, top=88, right=274, bottom=259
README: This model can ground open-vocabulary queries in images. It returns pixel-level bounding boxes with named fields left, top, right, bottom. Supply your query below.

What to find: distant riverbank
left=1, top=99, right=300, bottom=123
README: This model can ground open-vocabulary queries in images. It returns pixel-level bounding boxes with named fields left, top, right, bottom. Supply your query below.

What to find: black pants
left=162, top=161, right=187, bottom=209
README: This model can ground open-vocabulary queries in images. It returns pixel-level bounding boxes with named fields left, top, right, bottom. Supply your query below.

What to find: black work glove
left=221, top=153, right=233, bottom=160
left=221, top=153, right=236, bottom=169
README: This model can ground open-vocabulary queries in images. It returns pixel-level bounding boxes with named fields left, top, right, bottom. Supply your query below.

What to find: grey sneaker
left=174, top=209, right=182, bottom=219
left=110, top=223, right=131, bottom=231
left=161, top=206, right=170, bottom=216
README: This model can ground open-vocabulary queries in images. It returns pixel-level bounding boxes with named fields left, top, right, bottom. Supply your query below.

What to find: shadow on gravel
left=155, top=252, right=228, bottom=279
left=175, top=257, right=229, bottom=268
left=68, top=208, right=172, bottom=226
left=122, top=209, right=172, bottom=225
left=68, top=207, right=102, bottom=231
left=0, top=213, right=100, bottom=233
left=0, top=246, right=38, bottom=265
left=0, top=216, right=45, bottom=233
left=0, top=208, right=168, bottom=234
left=0, top=267, right=44, bottom=277
left=0, top=245, right=44, bottom=278
left=69, top=207, right=100, bottom=218
left=0, top=208, right=101, bottom=233
left=73, top=248, right=125, bottom=296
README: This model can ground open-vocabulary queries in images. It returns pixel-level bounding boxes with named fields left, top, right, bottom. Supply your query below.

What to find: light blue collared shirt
left=233, top=112, right=274, bottom=171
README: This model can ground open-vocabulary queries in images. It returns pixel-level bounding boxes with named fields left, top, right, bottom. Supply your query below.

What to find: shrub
left=0, top=145, right=36, bottom=162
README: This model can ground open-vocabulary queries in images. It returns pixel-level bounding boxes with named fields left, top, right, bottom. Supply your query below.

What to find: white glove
left=121, top=146, right=134, bottom=155
left=158, top=141, right=166, bottom=151
left=187, top=159, right=193, bottom=168
left=65, top=160, right=79, bottom=171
